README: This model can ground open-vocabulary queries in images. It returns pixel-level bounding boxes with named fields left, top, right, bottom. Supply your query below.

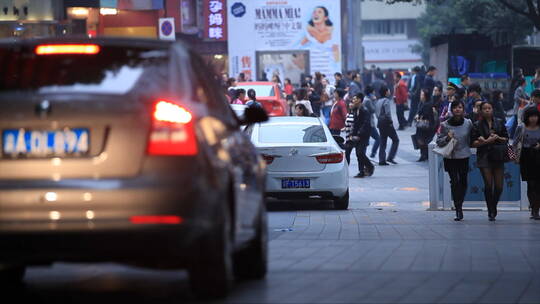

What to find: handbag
left=512, top=126, right=525, bottom=164
left=433, top=138, right=457, bottom=158
left=415, top=119, right=431, bottom=131
left=377, top=100, right=393, bottom=128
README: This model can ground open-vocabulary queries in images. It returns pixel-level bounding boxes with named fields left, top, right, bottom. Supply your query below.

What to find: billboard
left=227, top=0, right=341, bottom=83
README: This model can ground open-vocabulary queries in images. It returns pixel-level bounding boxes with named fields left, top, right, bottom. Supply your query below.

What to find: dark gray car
left=0, top=38, right=268, bottom=298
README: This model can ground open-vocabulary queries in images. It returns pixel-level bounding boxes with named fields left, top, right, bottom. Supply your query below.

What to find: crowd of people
left=223, top=65, right=540, bottom=222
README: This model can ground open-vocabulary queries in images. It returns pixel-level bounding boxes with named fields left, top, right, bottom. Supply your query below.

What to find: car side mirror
left=242, top=106, right=269, bottom=125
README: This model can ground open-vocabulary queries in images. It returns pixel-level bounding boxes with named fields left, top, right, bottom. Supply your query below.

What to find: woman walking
left=329, top=88, right=348, bottom=136
left=415, top=88, right=437, bottom=162
left=471, top=102, right=510, bottom=221
left=436, top=100, right=473, bottom=221
left=513, top=107, right=540, bottom=219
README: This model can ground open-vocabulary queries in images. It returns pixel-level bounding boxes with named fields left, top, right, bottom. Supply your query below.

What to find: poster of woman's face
left=307, top=6, right=334, bottom=44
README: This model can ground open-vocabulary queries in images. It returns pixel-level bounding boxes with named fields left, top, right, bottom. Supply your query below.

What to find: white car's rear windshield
left=259, top=124, right=327, bottom=143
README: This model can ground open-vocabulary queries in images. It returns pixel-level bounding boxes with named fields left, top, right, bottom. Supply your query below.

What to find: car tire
left=334, top=190, right=349, bottom=210
left=0, top=265, right=26, bottom=286
left=233, top=205, right=268, bottom=280
left=189, top=206, right=234, bottom=299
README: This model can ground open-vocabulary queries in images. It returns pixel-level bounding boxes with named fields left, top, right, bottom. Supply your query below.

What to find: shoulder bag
left=433, top=137, right=457, bottom=158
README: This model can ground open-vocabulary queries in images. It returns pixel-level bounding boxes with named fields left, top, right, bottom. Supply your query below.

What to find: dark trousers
left=330, top=129, right=340, bottom=136
left=527, top=180, right=540, bottom=212
left=345, top=141, right=373, bottom=174
left=480, top=167, right=505, bottom=216
left=370, top=127, right=380, bottom=156
left=444, top=158, right=469, bottom=210
left=396, top=104, right=407, bottom=128
left=378, top=124, right=399, bottom=163
left=407, top=96, right=420, bottom=124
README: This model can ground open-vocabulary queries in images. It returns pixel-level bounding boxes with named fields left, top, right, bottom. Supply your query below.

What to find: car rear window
left=0, top=45, right=168, bottom=94
left=258, top=124, right=327, bottom=143
left=236, top=85, right=275, bottom=97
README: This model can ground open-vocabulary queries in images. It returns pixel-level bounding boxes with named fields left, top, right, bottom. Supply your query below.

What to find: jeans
left=345, top=140, right=373, bottom=174
left=378, top=124, right=399, bottom=163
left=396, top=104, right=407, bottom=128
left=322, top=106, right=332, bottom=125
left=407, top=96, right=420, bottom=124
left=444, top=158, right=469, bottom=210
left=370, top=127, right=380, bottom=156
left=330, top=129, right=340, bottom=136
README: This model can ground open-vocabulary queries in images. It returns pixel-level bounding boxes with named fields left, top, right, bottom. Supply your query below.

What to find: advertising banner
left=203, top=0, right=227, bottom=41
left=227, top=0, right=341, bottom=84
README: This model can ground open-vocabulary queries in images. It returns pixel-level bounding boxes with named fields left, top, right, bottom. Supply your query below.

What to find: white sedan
left=247, top=116, right=349, bottom=209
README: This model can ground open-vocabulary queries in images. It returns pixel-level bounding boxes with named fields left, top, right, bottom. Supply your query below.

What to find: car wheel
left=233, top=205, right=268, bottom=280
left=189, top=206, right=234, bottom=299
left=0, top=264, right=26, bottom=286
left=334, top=190, right=349, bottom=210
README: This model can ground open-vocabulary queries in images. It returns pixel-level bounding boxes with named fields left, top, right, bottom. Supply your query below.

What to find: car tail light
left=130, top=215, right=183, bottom=225
left=147, top=100, right=198, bottom=156
left=315, top=152, right=344, bottom=164
left=262, top=154, right=275, bottom=165
left=35, top=44, right=100, bottom=55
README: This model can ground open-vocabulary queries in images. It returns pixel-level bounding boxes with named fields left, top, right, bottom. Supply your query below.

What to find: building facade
left=361, top=0, right=425, bottom=70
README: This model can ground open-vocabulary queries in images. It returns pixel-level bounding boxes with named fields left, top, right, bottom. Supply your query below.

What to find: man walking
left=423, top=66, right=437, bottom=97
left=394, top=72, right=408, bottom=130
left=376, top=86, right=400, bottom=165
left=407, top=66, right=423, bottom=126
left=349, top=73, right=363, bottom=98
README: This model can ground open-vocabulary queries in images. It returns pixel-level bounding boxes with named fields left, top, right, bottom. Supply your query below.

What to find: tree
left=371, top=0, right=540, bottom=31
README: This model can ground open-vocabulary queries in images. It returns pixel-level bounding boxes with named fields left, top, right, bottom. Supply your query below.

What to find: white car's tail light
left=315, top=152, right=344, bottom=164
left=147, top=100, right=198, bottom=156
left=262, top=154, right=275, bottom=164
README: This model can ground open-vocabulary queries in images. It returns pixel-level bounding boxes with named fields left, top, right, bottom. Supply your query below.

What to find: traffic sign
left=159, top=18, right=175, bottom=41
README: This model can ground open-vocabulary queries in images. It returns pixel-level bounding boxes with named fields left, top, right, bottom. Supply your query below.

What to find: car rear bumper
left=265, top=163, right=348, bottom=199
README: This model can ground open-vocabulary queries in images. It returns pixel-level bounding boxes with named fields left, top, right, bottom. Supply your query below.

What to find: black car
left=0, top=38, right=268, bottom=298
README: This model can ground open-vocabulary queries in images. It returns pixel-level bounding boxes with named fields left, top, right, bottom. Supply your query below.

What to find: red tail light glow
left=315, top=152, right=344, bottom=164
left=130, top=215, right=183, bottom=225
left=262, top=154, right=275, bottom=165
left=147, top=100, right=198, bottom=156
left=35, top=44, right=100, bottom=55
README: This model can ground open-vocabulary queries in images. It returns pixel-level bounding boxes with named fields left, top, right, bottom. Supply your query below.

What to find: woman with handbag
left=436, top=100, right=473, bottom=221
left=415, top=89, right=436, bottom=162
left=513, top=107, right=540, bottom=220
left=471, top=102, right=510, bottom=221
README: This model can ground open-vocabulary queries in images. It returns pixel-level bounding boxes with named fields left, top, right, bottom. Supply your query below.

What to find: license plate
left=281, top=178, right=310, bottom=189
left=2, top=128, right=90, bottom=158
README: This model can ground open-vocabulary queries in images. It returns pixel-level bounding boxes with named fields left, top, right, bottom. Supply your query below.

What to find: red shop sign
left=203, top=0, right=227, bottom=41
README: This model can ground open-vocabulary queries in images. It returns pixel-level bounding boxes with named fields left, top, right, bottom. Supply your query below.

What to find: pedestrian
left=294, top=103, right=312, bottom=117
left=436, top=100, right=473, bottom=221
left=523, top=89, right=540, bottom=115
left=513, top=107, right=540, bottom=219
left=311, top=72, right=324, bottom=117
left=376, top=86, right=399, bottom=165
left=329, top=88, right=348, bottom=136
left=465, top=83, right=484, bottom=115
left=490, top=90, right=506, bottom=122
left=227, top=77, right=237, bottom=100
left=231, top=88, right=246, bottom=105
left=439, top=82, right=459, bottom=123
left=334, top=72, right=347, bottom=90
left=246, top=89, right=262, bottom=108
left=414, top=88, right=436, bottom=162
left=344, top=93, right=375, bottom=178
left=423, top=66, right=437, bottom=97
left=408, top=66, right=423, bottom=126
left=467, top=99, right=483, bottom=123
left=238, top=72, right=246, bottom=82
left=348, top=73, right=362, bottom=98
left=511, top=78, right=529, bottom=137
left=294, top=88, right=314, bottom=114
left=457, top=74, right=470, bottom=92
left=364, top=86, right=380, bottom=158
left=394, top=72, right=408, bottom=130
left=272, top=74, right=282, bottom=89
left=284, top=78, right=294, bottom=99
left=321, top=78, right=335, bottom=125
left=532, top=67, right=540, bottom=89
left=471, top=101, right=510, bottom=221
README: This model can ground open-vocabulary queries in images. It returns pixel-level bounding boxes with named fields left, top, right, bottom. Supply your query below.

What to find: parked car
left=246, top=117, right=349, bottom=209
left=0, top=37, right=269, bottom=298
left=235, top=82, right=287, bottom=116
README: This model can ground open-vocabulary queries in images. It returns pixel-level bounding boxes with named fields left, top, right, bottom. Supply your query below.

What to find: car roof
left=261, top=116, right=322, bottom=125
left=0, top=36, right=174, bottom=50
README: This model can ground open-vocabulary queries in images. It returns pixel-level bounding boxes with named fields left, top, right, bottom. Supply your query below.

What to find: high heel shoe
left=488, top=212, right=496, bottom=221
left=454, top=209, right=463, bottom=221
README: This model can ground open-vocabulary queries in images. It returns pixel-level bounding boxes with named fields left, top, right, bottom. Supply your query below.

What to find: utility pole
left=343, top=0, right=363, bottom=72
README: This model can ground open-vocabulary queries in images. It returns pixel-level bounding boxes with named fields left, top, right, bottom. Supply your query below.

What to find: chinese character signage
left=227, top=0, right=341, bottom=83
left=204, top=0, right=227, bottom=41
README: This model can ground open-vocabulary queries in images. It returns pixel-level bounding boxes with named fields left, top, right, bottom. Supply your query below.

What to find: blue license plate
left=2, top=128, right=90, bottom=158
left=281, top=179, right=310, bottom=189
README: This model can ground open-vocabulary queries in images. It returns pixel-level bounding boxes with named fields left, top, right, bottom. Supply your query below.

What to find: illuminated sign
left=203, top=0, right=227, bottom=41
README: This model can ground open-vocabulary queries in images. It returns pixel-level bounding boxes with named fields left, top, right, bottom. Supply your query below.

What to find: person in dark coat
left=422, top=66, right=437, bottom=97
left=471, top=102, right=510, bottom=221
left=408, top=66, right=424, bottom=125
left=490, top=90, right=506, bottom=122
left=415, top=88, right=436, bottom=162
left=347, top=93, right=374, bottom=178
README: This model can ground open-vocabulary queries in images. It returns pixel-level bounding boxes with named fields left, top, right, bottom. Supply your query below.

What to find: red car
left=236, top=82, right=288, bottom=116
